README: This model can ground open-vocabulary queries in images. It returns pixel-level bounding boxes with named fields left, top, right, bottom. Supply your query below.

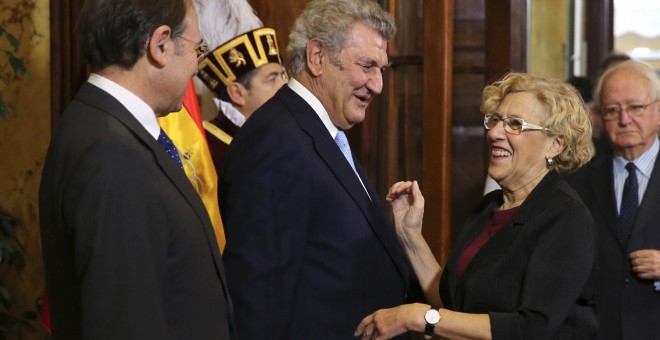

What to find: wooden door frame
left=485, top=0, right=528, bottom=82
left=50, top=0, right=86, bottom=127
left=422, top=0, right=454, bottom=264
left=586, top=0, right=613, bottom=81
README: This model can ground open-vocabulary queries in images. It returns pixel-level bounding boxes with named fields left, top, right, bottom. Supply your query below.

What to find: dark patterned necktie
left=157, top=129, right=183, bottom=169
left=619, top=162, right=638, bottom=242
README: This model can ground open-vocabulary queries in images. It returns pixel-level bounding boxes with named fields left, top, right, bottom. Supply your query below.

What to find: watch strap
left=424, top=322, right=435, bottom=339
left=424, top=308, right=441, bottom=339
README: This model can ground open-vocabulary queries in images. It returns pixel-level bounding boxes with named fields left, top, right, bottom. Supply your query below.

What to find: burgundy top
left=456, top=206, right=519, bottom=280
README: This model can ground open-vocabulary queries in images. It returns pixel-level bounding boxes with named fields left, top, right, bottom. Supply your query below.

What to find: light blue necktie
left=157, top=129, right=184, bottom=169
left=335, top=130, right=356, bottom=171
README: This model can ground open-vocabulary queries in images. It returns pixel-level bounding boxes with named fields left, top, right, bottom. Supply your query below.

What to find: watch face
left=425, top=309, right=441, bottom=324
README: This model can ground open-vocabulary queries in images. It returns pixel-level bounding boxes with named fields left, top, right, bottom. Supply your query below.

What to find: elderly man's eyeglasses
left=176, top=34, right=209, bottom=60
left=601, top=102, right=656, bottom=120
left=483, top=114, right=549, bottom=135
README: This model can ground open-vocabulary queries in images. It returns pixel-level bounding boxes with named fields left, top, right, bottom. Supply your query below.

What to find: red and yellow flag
left=158, top=79, right=226, bottom=251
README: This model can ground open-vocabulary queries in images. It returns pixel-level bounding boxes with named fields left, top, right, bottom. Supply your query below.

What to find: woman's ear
left=548, top=136, right=565, bottom=159
left=146, top=25, right=172, bottom=67
left=226, top=82, right=247, bottom=107
left=305, top=39, right=324, bottom=77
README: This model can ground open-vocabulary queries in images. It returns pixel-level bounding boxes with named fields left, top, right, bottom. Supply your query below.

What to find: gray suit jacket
left=568, top=147, right=660, bottom=340
left=40, top=83, right=234, bottom=339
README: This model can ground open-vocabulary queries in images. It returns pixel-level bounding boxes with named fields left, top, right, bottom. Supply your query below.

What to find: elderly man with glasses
left=568, top=59, right=660, bottom=340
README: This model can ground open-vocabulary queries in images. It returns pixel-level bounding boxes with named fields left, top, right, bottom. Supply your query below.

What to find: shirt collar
left=288, top=78, right=338, bottom=138
left=613, top=137, right=659, bottom=178
left=214, top=97, right=246, bottom=127
left=87, top=73, right=161, bottom=139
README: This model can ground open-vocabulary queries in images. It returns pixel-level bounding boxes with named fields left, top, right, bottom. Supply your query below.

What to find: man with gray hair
left=219, top=0, right=411, bottom=338
left=569, top=59, right=660, bottom=339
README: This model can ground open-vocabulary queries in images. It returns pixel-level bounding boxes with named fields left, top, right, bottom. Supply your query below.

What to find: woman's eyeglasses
left=483, top=114, right=549, bottom=135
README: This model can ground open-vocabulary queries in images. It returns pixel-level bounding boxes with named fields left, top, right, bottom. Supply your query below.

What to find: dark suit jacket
left=568, top=150, right=660, bottom=340
left=39, top=83, right=234, bottom=340
left=440, top=172, right=598, bottom=339
left=220, top=85, right=411, bottom=339
left=204, top=111, right=240, bottom=173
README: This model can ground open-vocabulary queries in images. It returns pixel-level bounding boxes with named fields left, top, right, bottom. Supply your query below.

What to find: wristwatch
left=424, top=308, right=441, bottom=339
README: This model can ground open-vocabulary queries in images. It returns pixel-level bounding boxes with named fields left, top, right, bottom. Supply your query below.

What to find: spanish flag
left=158, top=79, right=226, bottom=251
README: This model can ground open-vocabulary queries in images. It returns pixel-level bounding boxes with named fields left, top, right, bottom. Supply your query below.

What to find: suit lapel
left=448, top=196, right=500, bottom=307
left=455, top=173, right=558, bottom=307
left=587, top=155, right=624, bottom=248
left=354, top=161, right=412, bottom=279
left=459, top=220, right=516, bottom=288
left=77, top=83, right=228, bottom=283
left=628, top=149, right=660, bottom=250
left=279, top=86, right=410, bottom=280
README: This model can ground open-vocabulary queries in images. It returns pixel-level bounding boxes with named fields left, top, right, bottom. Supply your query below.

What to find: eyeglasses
left=176, top=34, right=209, bottom=61
left=483, top=114, right=549, bottom=135
left=601, top=101, right=656, bottom=120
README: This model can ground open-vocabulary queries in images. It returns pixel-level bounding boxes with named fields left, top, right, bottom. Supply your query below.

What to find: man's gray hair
left=287, top=0, right=396, bottom=77
left=593, top=59, right=660, bottom=107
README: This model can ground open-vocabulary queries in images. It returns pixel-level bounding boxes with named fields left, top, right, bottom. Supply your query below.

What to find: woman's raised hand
left=387, top=180, right=424, bottom=238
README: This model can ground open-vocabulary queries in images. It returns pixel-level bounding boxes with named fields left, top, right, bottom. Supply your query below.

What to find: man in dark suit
left=568, top=59, right=660, bottom=339
left=39, top=0, right=234, bottom=338
left=219, top=0, right=411, bottom=338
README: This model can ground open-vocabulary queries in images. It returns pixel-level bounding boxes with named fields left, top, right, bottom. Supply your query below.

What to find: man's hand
left=630, top=249, right=660, bottom=280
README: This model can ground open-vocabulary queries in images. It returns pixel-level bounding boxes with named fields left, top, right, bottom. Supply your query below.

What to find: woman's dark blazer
left=440, top=172, right=598, bottom=339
